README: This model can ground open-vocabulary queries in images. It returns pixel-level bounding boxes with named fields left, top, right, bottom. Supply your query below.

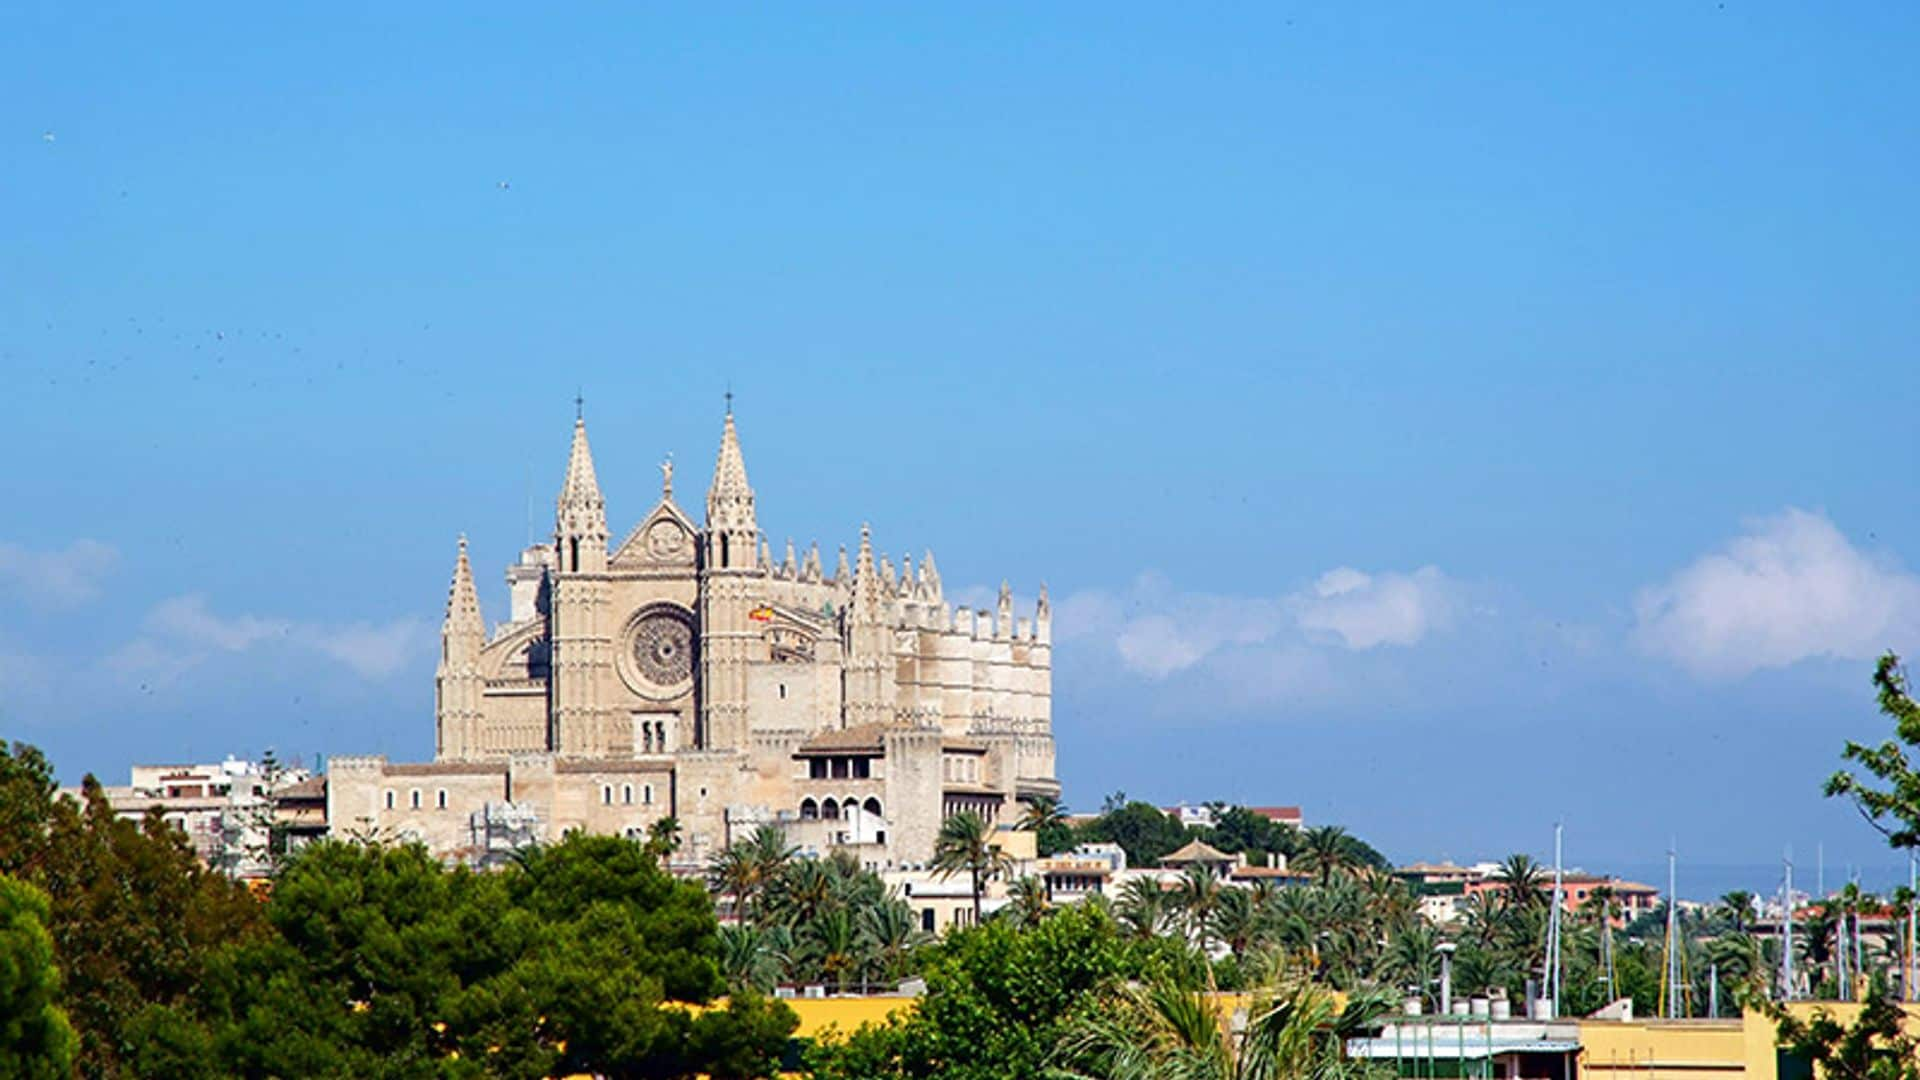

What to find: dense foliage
left=0, top=743, right=263, bottom=1077
left=0, top=874, right=77, bottom=1078
left=711, top=831, right=927, bottom=993
left=803, top=901, right=1191, bottom=1080
left=0, top=741, right=795, bottom=1079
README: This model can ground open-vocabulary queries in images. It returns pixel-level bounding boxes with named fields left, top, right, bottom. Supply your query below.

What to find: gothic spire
left=709, top=410, right=752, bottom=503
left=555, top=415, right=609, bottom=572
left=852, top=525, right=884, bottom=624
left=835, top=544, right=851, bottom=583
left=705, top=408, right=757, bottom=560
left=443, top=535, right=484, bottom=640
left=558, top=416, right=603, bottom=512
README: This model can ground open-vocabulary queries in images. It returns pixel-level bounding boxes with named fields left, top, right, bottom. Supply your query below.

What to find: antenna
left=1546, top=823, right=1564, bottom=1018
left=1781, top=848, right=1795, bottom=1001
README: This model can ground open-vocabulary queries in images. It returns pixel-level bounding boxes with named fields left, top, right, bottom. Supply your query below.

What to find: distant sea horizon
left=1598, top=861, right=1917, bottom=903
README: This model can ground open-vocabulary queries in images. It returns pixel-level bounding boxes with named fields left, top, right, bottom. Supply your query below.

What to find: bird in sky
left=41, top=130, right=55, bottom=143
left=497, top=180, right=510, bottom=190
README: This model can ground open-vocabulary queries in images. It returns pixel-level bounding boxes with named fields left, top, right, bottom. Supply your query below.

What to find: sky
left=4, top=3, right=1919, bottom=889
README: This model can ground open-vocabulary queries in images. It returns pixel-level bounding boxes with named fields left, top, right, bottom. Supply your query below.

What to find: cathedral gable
left=611, top=498, right=700, bottom=572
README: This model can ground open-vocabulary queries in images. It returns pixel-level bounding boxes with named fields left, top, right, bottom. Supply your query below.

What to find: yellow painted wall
left=784, top=995, right=917, bottom=1040
left=1577, top=1003, right=1920, bottom=1080
left=1578, top=1019, right=1751, bottom=1077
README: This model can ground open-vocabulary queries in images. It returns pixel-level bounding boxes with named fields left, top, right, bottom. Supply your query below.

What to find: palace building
left=326, top=406, right=1058, bottom=868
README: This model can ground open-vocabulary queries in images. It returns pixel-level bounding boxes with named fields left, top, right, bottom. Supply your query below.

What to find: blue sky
left=4, top=3, right=1919, bottom=882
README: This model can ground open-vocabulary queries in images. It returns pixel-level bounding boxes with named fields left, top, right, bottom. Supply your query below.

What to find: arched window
left=720, top=534, right=730, bottom=567
left=622, top=784, right=633, bottom=805
left=800, top=798, right=819, bottom=821
left=570, top=537, right=580, bottom=572
left=643, top=783, right=653, bottom=805
left=436, top=790, right=448, bottom=810
left=864, top=797, right=882, bottom=818
left=385, top=790, right=395, bottom=810
left=602, top=785, right=612, bottom=806
left=821, top=798, right=840, bottom=820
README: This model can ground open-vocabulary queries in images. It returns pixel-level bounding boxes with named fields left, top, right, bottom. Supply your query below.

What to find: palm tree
left=1718, top=890, right=1755, bottom=934
left=1018, top=796, right=1066, bottom=833
left=1052, top=954, right=1391, bottom=1080
left=1117, top=876, right=1172, bottom=941
left=1493, top=854, right=1547, bottom=907
left=931, top=811, right=1013, bottom=926
left=718, top=923, right=788, bottom=992
left=643, top=815, right=682, bottom=863
left=1582, top=884, right=1618, bottom=994
left=1004, top=875, right=1050, bottom=927
left=798, top=907, right=867, bottom=991
left=1296, top=826, right=1358, bottom=887
left=1176, top=864, right=1226, bottom=952
left=1210, top=888, right=1261, bottom=960
left=706, top=823, right=797, bottom=927
left=858, top=899, right=926, bottom=984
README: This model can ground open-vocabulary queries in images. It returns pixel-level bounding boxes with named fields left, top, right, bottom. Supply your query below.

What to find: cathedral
left=326, top=407, right=1059, bottom=867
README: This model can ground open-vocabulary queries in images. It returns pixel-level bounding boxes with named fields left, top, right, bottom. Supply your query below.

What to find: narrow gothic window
left=410, top=790, right=421, bottom=810
left=622, top=784, right=632, bottom=804
left=602, top=785, right=612, bottom=805
left=385, top=790, right=395, bottom=810
left=720, top=534, right=730, bottom=567
left=436, top=790, right=447, bottom=810
left=570, top=537, right=580, bottom=571
left=643, top=784, right=653, bottom=805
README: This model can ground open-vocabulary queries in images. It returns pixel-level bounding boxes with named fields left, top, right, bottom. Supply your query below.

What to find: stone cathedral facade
left=326, top=408, right=1059, bottom=867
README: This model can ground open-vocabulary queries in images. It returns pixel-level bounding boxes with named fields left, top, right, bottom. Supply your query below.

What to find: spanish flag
left=748, top=606, right=774, bottom=622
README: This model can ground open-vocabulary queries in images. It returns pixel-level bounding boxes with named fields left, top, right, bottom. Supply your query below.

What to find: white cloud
left=147, top=594, right=290, bottom=651
left=109, top=594, right=427, bottom=683
left=308, top=619, right=429, bottom=679
left=1055, top=564, right=1465, bottom=683
left=1296, top=566, right=1461, bottom=650
left=1633, top=508, right=1920, bottom=678
left=0, top=539, right=119, bottom=607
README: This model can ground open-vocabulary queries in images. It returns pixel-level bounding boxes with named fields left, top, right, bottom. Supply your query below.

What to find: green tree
left=1763, top=985, right=1920, bottom=1080
left=0, top=744, right=263, bottom=1078
left=1018, top=797, right=1075, bottom=857
left=1493, top=853, right=1547, bottom=906
left=931, top=812, right=1013, bottom=926
left=1078, top=801, right=1190, bottom=868
left=805, top=902, right=1179, bottom=1080
left=1052, top=956, right=1390, bottom=1080
left=707, top=824, right=797, bottom=930
left=1296, top=826, right=1360, bottom=887
left=0, top=875, right=78, bottom=1080
left=1717, top=890, right=1755, bottom=934
left=210, top=834, right=795, bottom=1079
left=1826, top=653, right=1920, bottom=848
left=1003, top=876, right=1050, bottom=928
left=1209, top=806, right=1300, bottom=865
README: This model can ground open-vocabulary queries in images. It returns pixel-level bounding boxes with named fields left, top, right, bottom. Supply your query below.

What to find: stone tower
left=551, top=416, right=614, bottom=755
left=434, top=535, right=486, bottom=759
left=699, top=408, right=757, bottom=751
left=843, top=525, right=892, bottom=728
